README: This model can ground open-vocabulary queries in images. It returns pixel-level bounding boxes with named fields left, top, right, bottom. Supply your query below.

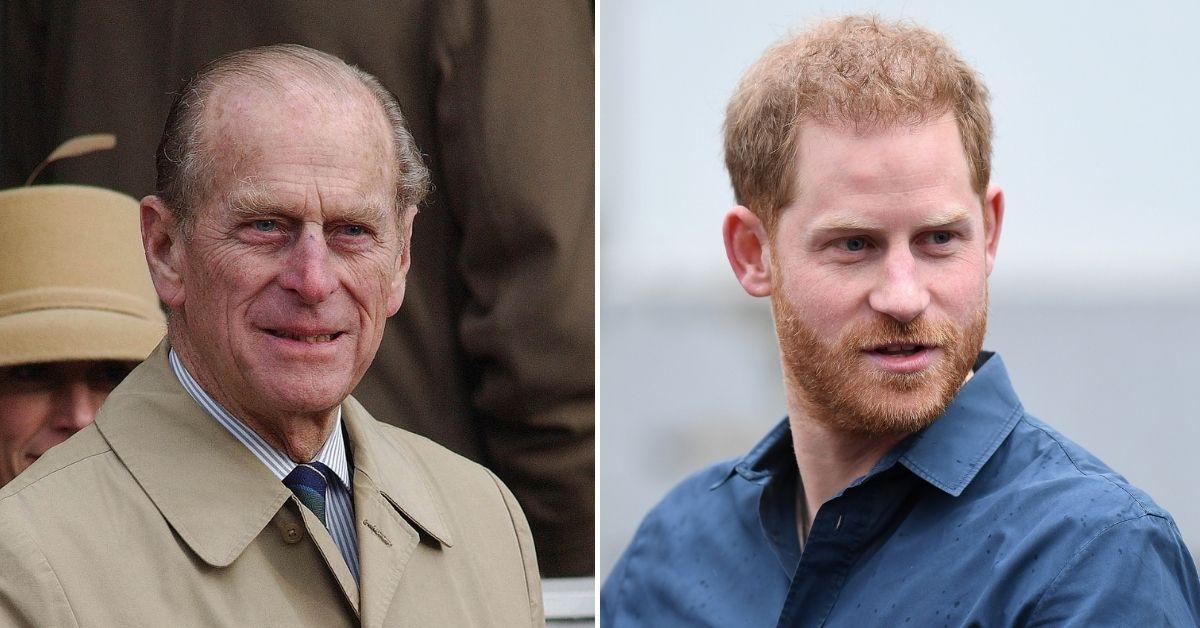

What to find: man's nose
left=278, top=230, right=339, bottom=304
left=867, top=247, right=930, bottom=324
left=51, top=379, right=100, bottom=432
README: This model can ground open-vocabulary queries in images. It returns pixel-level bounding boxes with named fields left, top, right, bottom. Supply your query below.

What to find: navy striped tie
left=283, top=462, right=333, bottom=525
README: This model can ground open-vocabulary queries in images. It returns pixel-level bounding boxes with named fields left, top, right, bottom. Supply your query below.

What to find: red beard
left=772, top=293, right=987, bottom=436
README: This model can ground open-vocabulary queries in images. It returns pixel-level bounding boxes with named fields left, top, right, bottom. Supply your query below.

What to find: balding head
left=139, top=46, right=426, bottom=456
left=155, top=44, right=429, bottom=235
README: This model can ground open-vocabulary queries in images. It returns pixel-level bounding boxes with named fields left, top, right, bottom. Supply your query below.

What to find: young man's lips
left=863, top=344, right=938, bottom=374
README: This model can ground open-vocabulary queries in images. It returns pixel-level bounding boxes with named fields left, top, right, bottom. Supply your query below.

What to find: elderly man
left=0, top=45, right=542, bottom=626
left=0, top=181, right=165, bottom=487
left=602, top=16, right=1200, bottom=626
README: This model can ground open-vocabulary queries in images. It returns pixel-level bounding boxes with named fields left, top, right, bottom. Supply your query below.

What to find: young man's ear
left=140, top=195, right=186, bottom=309
left=723, top=205, right=773, bottom=297
left=386, top=205, right=418, bottom=316
left=982, top=184, right=1004, bottom=276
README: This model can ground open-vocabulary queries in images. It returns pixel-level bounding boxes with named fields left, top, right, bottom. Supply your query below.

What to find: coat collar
left=96, top=340, right=454, bottom=572
left=341, top=395, right=455, bottom=548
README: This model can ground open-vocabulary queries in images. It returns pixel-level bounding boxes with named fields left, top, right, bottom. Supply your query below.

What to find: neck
left=787, top=370, right=976, bottom=532
left=170, top=333, right=337, bottom=462
left=788, top=413, right=905, bottom=532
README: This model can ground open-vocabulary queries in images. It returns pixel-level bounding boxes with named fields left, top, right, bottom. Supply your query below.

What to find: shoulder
left=603, top=457, right=755, bottom=614
left=981, top=414, right=1200, bottom=621
left=357, top=412, right=544, bottom=624
left=998, top=413, right=1168, bottom=521
left=1027, top=508, right=1200, bottom=623
left=370, top=419, right=508, bottom=492
left=0, top=423, right=118, bottom=502
left=351, top=404, right=535, bottom=542
left=638, top=457, right=743, bottom=535
left=990, top=411, right=1185, bottom=559
left=0, top=425, right=131, bottom=625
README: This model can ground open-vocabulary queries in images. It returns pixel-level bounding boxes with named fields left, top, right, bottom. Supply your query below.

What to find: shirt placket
left=774, top=468, right=920, bottom=627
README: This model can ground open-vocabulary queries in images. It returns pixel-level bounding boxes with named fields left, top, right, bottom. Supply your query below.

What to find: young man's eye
left=929, top=231, right=953, bottom=245
left=252, top=219, right=277, bottom=232
left=842, top=236, right=868, bottom=251
left=920, top=231, right=957, bottom=247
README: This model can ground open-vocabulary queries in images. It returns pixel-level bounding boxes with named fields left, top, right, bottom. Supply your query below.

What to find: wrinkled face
left=769, top=116, right=999, bottom=435
left=0, top=360, right=135, bottom=485
left=166, top=83, right=407, bottom=419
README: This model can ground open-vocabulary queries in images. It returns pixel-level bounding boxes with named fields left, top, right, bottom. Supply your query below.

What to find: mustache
left=841, top=316, right=958, bottom=352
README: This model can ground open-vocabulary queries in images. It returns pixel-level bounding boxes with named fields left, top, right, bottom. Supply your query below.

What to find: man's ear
left=723, top=205, right=773, bottom=297
left=140, top=195, right=186, bottom=309
left=983, top=184, right=1004, bottom=276
left=386, top=205, right=418, bottom=316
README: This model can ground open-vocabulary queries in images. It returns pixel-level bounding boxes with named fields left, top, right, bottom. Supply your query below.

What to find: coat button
left=282, top=523, right=304, bottom=544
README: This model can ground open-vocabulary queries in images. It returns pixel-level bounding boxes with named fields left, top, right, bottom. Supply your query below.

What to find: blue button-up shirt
left=602, top=353, right=1200, bottom=626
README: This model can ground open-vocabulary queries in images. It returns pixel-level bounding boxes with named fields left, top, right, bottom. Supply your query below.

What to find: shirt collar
left=168, top=348, right=352, bottom=490
left=722, top=352, right=1023, bottom=497
left=716, top=419, right=794, bottom=488
left=895, top=352, right=1023, bottom=496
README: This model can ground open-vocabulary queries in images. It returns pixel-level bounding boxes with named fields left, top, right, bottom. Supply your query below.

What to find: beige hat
left=0, top=185, right=166, bottom=368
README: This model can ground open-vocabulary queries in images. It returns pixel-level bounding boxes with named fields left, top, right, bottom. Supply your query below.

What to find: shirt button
left=282, top=523, right=304, bottom=544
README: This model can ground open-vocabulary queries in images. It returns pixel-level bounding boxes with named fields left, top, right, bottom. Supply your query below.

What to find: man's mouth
left=862, top=341, right=939, bottom=374
left=265, top=329, right=344, bottom=343
left=870, top=342, right=928, bottom=357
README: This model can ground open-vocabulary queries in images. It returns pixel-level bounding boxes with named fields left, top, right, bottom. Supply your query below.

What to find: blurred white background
left=599, top=1, right=1200, bottom=580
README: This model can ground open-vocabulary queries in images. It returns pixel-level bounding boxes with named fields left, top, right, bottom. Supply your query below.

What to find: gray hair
left=154, top=44, right=430, bottom=234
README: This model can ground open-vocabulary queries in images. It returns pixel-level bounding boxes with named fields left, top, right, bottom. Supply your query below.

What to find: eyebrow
left=225, top=186, right=392, bottom=226
left=226, top=186, right=282, bottom=219
left=812, top=207, right=972, bottom=232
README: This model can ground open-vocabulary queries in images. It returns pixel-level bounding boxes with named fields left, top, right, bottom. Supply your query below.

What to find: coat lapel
left=96, top=341, right=361, bottom=614
left=96, top=342, right=292, bottom=567
left=296, top=501, right=360, bottom=614
left=342, top=397, right=455, bottom=628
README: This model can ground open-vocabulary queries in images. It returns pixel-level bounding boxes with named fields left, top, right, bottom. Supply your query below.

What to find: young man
left=603, top=15, right=1200, bottom=626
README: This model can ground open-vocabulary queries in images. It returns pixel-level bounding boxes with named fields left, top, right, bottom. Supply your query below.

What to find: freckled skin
left=142, top=77, right=411, bottom=461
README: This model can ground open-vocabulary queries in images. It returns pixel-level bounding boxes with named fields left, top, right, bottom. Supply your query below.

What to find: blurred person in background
left=602, top=15, right=1200, bottom=626
left=0, top=145, right=166, bottom=487
left=1, top=0, right=594, bottom=576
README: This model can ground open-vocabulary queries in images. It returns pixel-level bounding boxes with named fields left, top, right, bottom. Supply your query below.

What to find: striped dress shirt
left=169, top=349, right=360, bottom=580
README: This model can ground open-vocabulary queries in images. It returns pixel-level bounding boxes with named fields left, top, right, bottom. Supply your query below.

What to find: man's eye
left=842, top=236, right=868, bottom=252
left=252, top=219, right=277, bottom=232
left=341, top=225, right=367, bottom=237
left=88, top=362, right=135, bottom=392
left=928, top=231, right=953, bottom=245
left=3, top=364, right=48, bottom=383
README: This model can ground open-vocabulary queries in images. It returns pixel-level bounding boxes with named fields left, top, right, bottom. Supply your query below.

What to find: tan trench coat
left=0, top=342, right=544, bottom=627
left=2, top=2, right=595, bottom=576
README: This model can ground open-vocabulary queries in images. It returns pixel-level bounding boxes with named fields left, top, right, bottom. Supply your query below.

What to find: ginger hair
left=724, top=15, right=992, bottom=231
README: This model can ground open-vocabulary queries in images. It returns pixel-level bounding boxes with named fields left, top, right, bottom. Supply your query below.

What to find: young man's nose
left=868, top=248, right=930, bottom=324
